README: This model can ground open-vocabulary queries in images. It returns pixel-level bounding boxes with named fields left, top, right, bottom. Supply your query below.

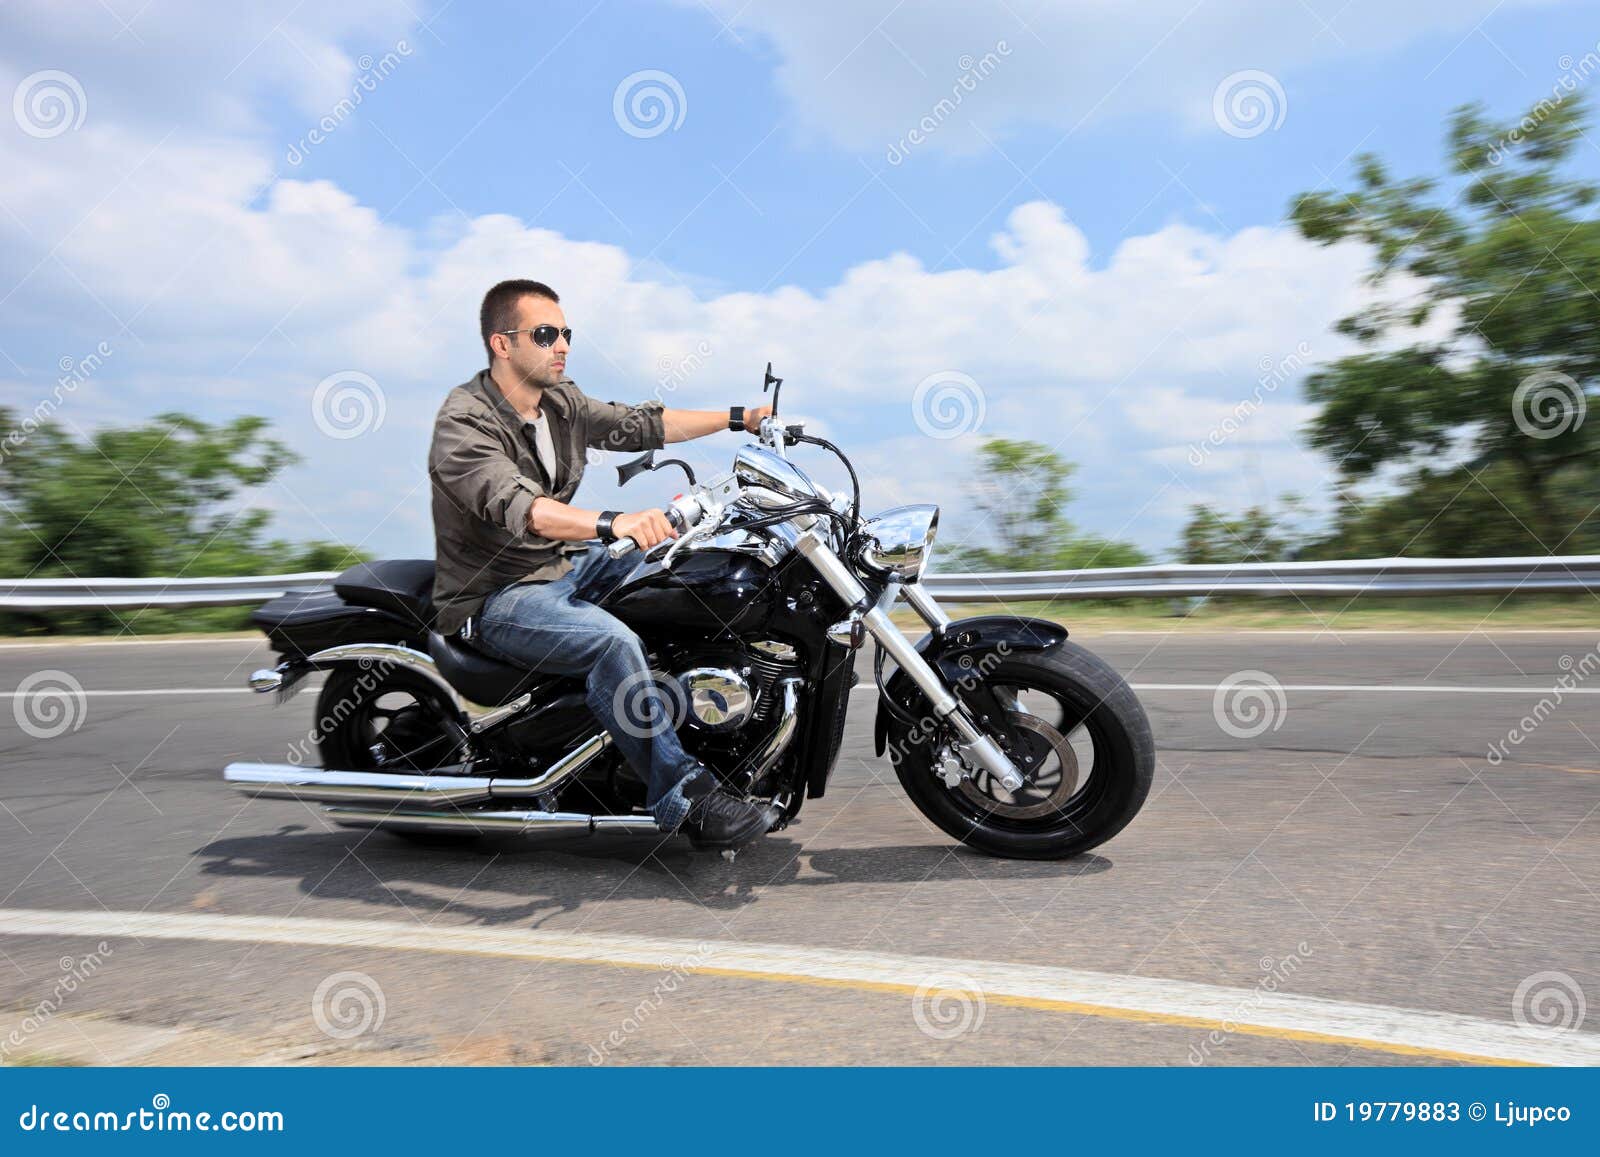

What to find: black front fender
left=872, top=614, right=1069, bottom=757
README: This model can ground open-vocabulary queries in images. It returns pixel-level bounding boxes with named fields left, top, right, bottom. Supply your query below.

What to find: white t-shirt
left=525, top=410, right=557, bottom=483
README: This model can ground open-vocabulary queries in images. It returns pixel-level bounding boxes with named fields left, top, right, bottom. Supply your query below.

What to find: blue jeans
left=473, top=543, right=703, bottom=822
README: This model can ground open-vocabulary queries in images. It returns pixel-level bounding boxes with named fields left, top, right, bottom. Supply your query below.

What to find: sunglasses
left=499, top=325, right=573, bottom=349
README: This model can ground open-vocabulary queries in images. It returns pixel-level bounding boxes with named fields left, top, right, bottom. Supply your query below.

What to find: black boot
left=677, top=772, right=772, bottom=850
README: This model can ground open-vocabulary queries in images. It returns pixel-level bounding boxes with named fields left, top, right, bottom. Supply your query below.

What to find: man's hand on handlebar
left=612, top=509, right=679, bottom=550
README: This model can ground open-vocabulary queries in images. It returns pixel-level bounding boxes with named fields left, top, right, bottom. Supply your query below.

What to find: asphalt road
left=0, top=628, right=1597, bottom=1066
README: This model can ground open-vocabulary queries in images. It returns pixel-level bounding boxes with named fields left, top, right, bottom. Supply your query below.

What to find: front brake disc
left=956, top=709, right=1080, bottom=819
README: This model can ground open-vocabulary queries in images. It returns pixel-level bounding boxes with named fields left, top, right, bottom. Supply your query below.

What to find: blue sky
left=2, top=0, right=1597, bottom=567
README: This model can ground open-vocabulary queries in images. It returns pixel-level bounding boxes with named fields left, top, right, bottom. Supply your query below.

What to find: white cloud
left=684, top=0, right=1555, bottom=157
left=0, top=0, right=1429, bottom=565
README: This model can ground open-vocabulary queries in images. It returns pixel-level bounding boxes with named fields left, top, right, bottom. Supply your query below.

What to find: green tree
left=945, top=437, right=1148, bottom=572
left=1290, top=95, right=1600, bottom=553
left=1180, top=497, right=1307, bottom=563
left=0, top=409, right=370, bottom=634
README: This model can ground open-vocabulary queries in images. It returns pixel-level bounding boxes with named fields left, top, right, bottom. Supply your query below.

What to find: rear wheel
left=889, top=642, right=1153, bottom=860
left=314, top=667, right=475, bottom=845
left=315, top=667, right=465, bottom=772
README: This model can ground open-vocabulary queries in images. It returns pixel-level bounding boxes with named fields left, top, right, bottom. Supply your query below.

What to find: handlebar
left=606, top=492, right=708, bottom=559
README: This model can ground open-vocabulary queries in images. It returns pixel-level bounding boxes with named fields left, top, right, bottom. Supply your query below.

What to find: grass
left=0, top=594, right=1597, bottom=644
left=890, top=593, right=1600, bottom=633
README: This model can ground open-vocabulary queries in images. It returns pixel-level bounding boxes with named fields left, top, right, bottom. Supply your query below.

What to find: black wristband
left=729, top=405, right=745, bottom=432
left=595, top=510, right=621, bottom=543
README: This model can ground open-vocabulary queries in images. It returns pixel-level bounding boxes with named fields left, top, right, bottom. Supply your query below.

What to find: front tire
left=889, top=642, right=1154, bottom=860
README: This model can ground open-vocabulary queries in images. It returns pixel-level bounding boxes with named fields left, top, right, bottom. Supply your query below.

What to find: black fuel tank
left=600, top=549, right=777, bottom=637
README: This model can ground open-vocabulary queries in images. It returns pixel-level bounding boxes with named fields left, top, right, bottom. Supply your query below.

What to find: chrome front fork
left=795, top=532, right=1024, bottom=791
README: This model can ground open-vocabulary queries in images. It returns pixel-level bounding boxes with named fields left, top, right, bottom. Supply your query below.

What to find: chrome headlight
left=857, top=504, right=939, bottom=580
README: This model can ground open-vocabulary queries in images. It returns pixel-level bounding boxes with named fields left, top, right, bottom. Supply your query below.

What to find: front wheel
left=888, top=642, right=1154, bottom=860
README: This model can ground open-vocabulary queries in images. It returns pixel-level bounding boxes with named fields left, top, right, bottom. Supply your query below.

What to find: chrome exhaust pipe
left=323, top=806, right=661, bottom=836
left=223, top=731, right=612, bottom=806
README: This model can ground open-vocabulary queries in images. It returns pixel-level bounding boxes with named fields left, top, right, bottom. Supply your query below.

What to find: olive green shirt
left=428, top=369, right=667, bottom=634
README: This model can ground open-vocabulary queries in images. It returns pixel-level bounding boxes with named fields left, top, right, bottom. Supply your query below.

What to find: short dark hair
left=480, top=279, right=560, bottom=364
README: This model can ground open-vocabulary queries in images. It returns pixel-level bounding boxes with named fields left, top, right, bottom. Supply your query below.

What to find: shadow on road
left=193, top=825, right=1111, bottom=927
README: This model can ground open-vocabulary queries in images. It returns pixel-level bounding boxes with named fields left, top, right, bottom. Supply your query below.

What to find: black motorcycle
left=223, top=369, right=1153, bottom=860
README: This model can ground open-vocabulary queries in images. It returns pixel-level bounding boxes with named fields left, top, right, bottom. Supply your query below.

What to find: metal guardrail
left=3, top=557, right=1600, bottom=610
left=920, top=556, right=1600, bottom=602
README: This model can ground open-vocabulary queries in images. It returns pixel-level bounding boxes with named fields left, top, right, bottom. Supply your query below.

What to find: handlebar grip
left=606, top=504, right=689, bottom=559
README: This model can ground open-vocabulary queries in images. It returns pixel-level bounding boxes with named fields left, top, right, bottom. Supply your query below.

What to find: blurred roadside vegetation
left=1184, top=93, right=1600, bottom=563
left=0, top=409, right=369, bottom=636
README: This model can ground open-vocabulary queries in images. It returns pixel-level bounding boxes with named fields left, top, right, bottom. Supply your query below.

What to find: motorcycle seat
left=333, top=559, right=436, bottom=629
left=427, top=629, right=557, bottom=707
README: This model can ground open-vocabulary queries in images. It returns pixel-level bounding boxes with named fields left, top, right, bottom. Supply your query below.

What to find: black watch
left=729, top=405, right=745, bottom=432
left=595, top=510, right=621, bottom=543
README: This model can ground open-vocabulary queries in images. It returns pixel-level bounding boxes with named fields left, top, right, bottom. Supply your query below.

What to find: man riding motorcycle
left=428, top=278, right=774, bottom=849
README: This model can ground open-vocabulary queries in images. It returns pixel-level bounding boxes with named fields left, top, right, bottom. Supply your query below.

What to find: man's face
left=499, top=294, right=569, bottom=389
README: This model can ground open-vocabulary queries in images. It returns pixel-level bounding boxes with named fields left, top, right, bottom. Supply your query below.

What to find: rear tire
left=890, top=642, right=1154, bottom=860
left=314, top=666, right=477, bottom=846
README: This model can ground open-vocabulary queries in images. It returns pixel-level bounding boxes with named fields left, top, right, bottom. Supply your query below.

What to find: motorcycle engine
left=669, top=639, right=800, bottom=733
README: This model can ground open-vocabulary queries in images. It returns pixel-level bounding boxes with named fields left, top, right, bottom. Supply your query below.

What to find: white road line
left=3, top=682, right=1591, bottom=700
left=0, top=688, right=254, bottom=698
left=0, top=637, right=264, bottom=649
left=1131, top=683, right=1600, bottom=694
left=0, top=908, right=1592, bottom=1065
